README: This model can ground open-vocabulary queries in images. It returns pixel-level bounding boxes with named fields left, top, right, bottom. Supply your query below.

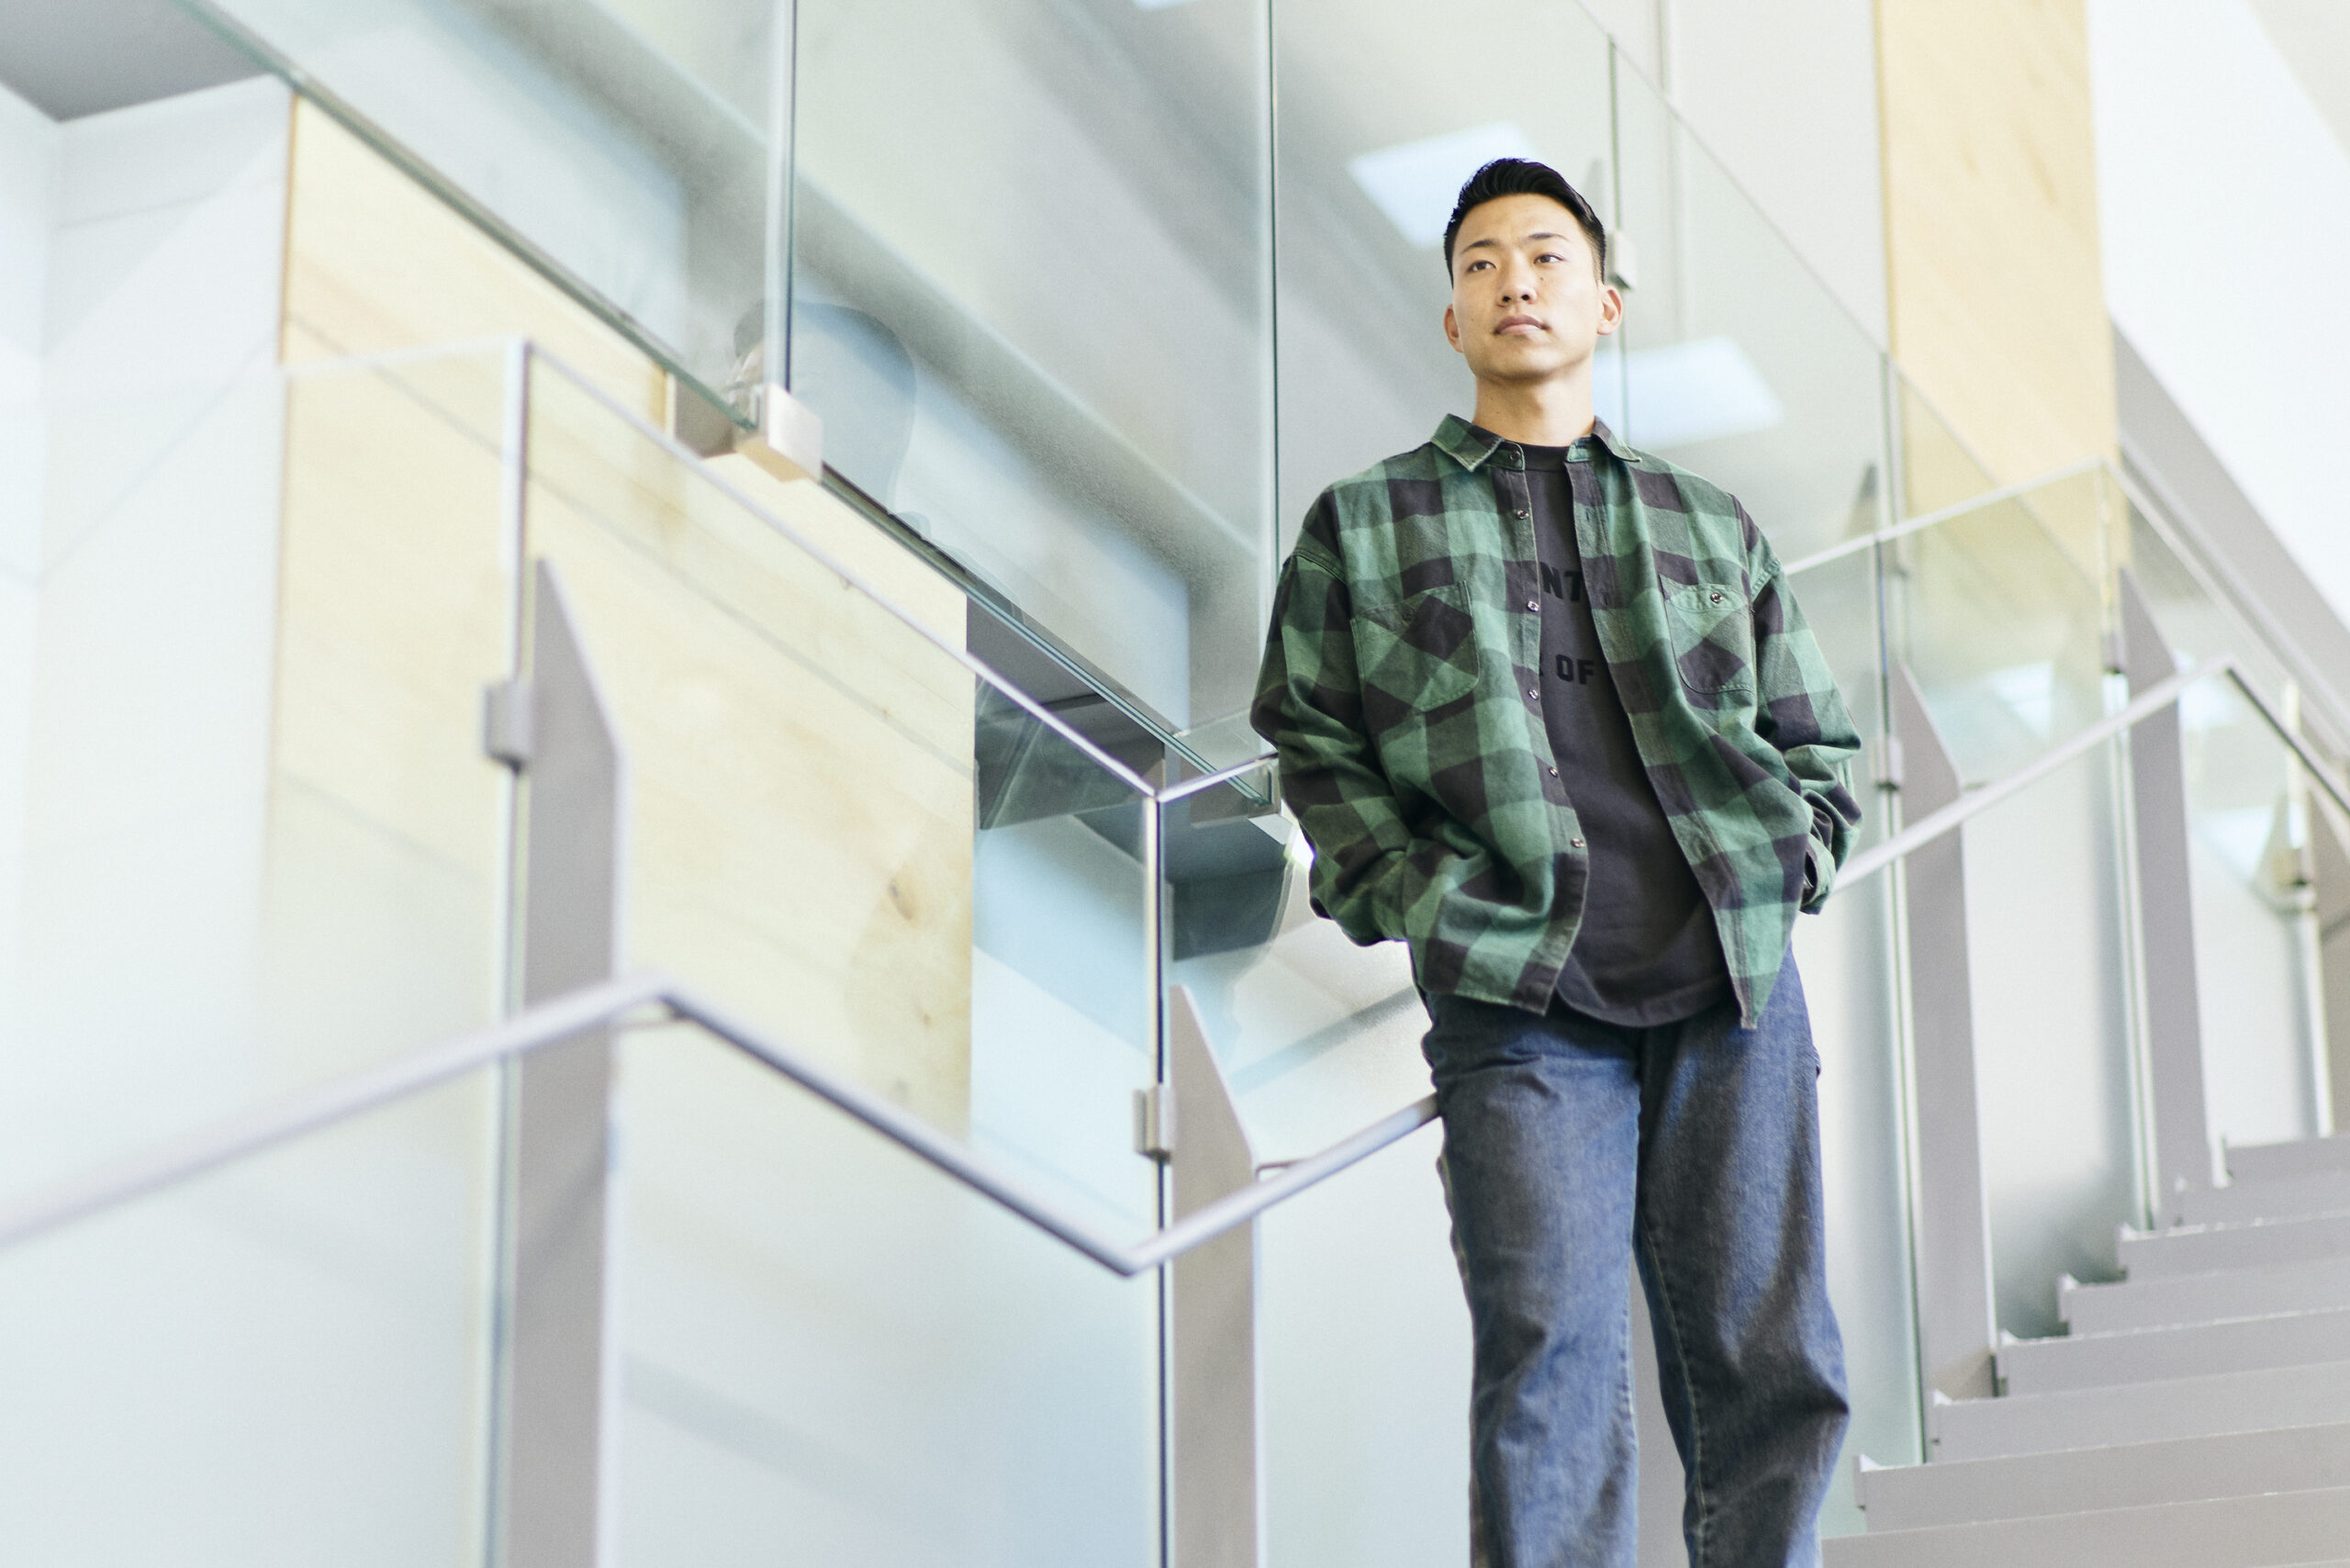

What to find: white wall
left=2089, top=0, right=2350, bottom=630
left=0, top=76, right=291, bottom=1192
left=0, top=83, right=56, bottom=1101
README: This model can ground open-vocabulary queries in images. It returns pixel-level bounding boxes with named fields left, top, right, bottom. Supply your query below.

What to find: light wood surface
left=270, top=102, right=977, bottom=1121
left=1879, top=0, right=2118, bottom=502
left=280, top=98, right=663, bottom=426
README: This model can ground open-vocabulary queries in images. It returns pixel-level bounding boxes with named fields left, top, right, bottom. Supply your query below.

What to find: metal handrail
left=1839, top=656, right=2350, bottom=891
left=0, top=973, right=1438, bottom=1276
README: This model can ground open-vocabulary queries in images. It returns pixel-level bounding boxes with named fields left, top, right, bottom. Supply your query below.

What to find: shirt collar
left=1431, top=412, right=1640, bottom=473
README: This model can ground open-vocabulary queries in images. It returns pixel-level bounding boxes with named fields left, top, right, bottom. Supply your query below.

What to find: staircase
left=1829, top=1134, right=2350, bottom=1566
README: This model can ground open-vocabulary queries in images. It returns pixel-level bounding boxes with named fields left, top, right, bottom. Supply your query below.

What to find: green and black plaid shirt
left=1250, top=414, right=1863, bottom=1025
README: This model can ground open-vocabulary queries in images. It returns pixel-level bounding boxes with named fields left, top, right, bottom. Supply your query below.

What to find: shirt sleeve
left=1249, top=542, right=1430, bottom=946
left=1744, top=519, right=1864, bottom=912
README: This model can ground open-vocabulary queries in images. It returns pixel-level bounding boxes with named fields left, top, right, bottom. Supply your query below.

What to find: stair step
left=1930, top=1356, right=2350, bottom=1461
left=2232, top=1134, right=2350, bottom=1183
left=1855, top=1422, right=2350, bottom=1529
left=2065, top=1255, right=2350, bottom=1334
left=2121, top=1211, right=2350, bottom=1279
left=2178, top=1170, right=2350, bottom=1227
left=2000, top=1305, right=2350, bottom=1395
left=1824, top=1485, right=2350, bottom=1568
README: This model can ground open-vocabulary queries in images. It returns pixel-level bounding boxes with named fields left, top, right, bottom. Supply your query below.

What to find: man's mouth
left=1495, top=314, right=1546, bottom=335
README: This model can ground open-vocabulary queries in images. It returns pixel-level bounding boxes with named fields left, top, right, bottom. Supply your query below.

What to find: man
left=1250, top=159, right=1861, bottom=1567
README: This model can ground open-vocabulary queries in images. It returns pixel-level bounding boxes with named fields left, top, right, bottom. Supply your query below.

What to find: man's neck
left=1468, top=369, right=1595, bottom=448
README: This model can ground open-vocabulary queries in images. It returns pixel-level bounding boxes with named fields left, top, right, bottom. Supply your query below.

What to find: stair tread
left=2121, top=1210, right=2350, bottom=1279
left=1999, top=1303, right=2350, bottom=1395
left=1827, top=1482, right=2350, bottom=1568
left=1856, top=1420, right=2350, bottom=1530
left=2065, top=1253, right=2350, bottom=1334
left=1930, top=1356, right=2350, bottom=1462
left=2179, top=1169, right=2350, bottom=1227
left=2230, top=1134, right=2350, bottom=1183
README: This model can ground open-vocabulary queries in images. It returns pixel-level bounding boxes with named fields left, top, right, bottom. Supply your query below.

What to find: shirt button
left=1526, top=689, right=1539, bottom=701
left=1525, top=598, right=1539, bottom=611
left=1547, top=766, right=1559, bottom=778
left=1571, top=837, right=1586, bottom=848
left=1516, top=509, right=1530, bottom=520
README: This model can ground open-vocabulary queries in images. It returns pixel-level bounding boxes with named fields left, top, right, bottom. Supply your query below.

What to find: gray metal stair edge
left=1928, top=1356, right=2350, bottom=1461
left=1998, top=1305, right=2350, bottom=1395
left=2229, top=1134, right=2350, bottom=1183
left=1853, top=1421, right=2350, bottom=1530
left=1825, top=1483, right=2350, bottom=1568
left=2063, top=1253, right=2350, bottom=1335
left=2121, top=1211, right=2350, bottom=1278
left=2177, top=1169, right=2350, bottom=1227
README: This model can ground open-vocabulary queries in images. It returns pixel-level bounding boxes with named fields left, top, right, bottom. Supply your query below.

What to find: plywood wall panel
left=1879, top=0, right=2117, bottom=497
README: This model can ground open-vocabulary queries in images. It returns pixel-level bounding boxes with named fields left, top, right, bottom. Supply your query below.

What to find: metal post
left=1891, top=664, right=1998, bottom=1403
left=489, top=561, right=630, bottom=1568
left=2119, top=568, right=2215, bottom=1220
left=1164, top=987, right=1264, bottom=1568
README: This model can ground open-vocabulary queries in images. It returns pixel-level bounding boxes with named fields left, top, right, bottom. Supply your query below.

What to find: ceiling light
left=1348, top=123, right=1541, bottom=249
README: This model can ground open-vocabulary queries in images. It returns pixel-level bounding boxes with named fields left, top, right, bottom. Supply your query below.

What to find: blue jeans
left=1422, top=955, right=1848, bottom=1568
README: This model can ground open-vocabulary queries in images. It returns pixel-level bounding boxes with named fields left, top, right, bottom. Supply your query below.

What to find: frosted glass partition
left=1886, top=467, right=2113, bottom=783
left=179, top=0, right=783, bottom=409
left=0, top=1079, right=504, bottom=1563
left=508, top=354, right=1166, bottom=1564
left=1610, top=52, right=1891, bottom=565
left=2183, top=680, right=2327, bottom=1154
left=792, top=0, right=1275, bottom=760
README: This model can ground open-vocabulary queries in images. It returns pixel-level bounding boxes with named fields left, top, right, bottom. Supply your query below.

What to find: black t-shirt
left=1503, top=435, right=1730, bottom=1025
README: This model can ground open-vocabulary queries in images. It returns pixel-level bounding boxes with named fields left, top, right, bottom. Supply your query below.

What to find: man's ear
left=1443, top=303, right=1463, bottom=354
left=1595, top=285, right=1625, bottom=338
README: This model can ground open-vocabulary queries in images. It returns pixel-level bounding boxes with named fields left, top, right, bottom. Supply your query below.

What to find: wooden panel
left=1879, top=0, right=2118, bottom=498
left=274, top=105, right=976, bottom=1119
left=280, top=98, right=663, bottom=427
left=523, top=366, right=975, bottom=1127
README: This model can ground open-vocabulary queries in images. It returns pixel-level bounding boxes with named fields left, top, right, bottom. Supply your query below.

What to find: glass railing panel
left=0, top=1074, right=502, bottom=1564
left=1158, top=767, right=1461, bottom=1563
left=1269, top=0, right=1615, bottom=540
left=511, top=350, right=1163, bottom=1562
left=2124, top=497, right=2297, bottom=712
left=1892, top=368, right=1999, bottom=521
left=179, top=0, right=779, bottom=408
left=1964, top=743, right=2142, bottom=1337
left=791, top=0, right=1274, bottom=757
left=1884, top=468, right=2112, bottom=782
left=1796, top=867, right=1920, bottom=1529
left=2183, top=678, right=2328, bottom=1154
left=1608, top=50, right=1890, bottom=566
left=4, top=346, right=516, bottom=1202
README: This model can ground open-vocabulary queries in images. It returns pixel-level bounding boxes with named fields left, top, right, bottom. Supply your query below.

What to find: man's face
left=1443, top=193, right=1622, bottom=387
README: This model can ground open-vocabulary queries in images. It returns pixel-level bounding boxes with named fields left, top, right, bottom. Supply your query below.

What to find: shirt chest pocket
left=1663, top=580, right=1755, bottom=695
left=1355, top=586, right=1480, bottom=729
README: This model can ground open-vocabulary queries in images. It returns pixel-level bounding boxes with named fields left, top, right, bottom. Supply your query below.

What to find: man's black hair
left=1441, top=158, right=1607, bottom=283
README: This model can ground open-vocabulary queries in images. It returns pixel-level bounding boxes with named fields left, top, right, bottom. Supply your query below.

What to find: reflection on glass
left=1609, top=51, right=1889, bottom=566
left=181, top=0, right=779, bottom=402
left=1886, top=469, right=2111, bottom=781
left=792, top=0, right=1274, bottom=754
left=1273, top=0, right=1614, bottom=542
